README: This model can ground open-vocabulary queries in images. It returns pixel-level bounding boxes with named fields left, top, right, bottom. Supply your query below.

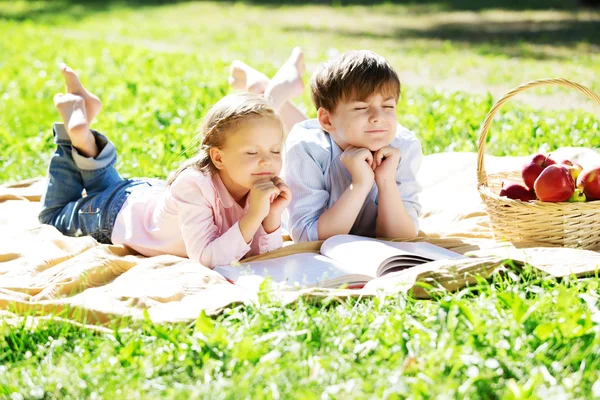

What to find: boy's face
left=319, top=92, right=398, bottom=152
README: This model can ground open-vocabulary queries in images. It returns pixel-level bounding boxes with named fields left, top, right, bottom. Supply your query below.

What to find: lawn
left=1, top=0, right=600, bottom=398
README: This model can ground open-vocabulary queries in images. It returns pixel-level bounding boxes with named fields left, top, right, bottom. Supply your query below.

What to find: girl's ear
left=209, top=148, right=225, bottom=170
left=317, top=107, right=335, bottom=134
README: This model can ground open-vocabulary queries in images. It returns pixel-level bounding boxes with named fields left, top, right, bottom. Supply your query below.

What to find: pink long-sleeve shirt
left=110, top=168, right=283, bottom=267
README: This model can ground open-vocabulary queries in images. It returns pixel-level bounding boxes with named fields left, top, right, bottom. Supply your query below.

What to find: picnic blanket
left=2, top=147, right=600, bottom=326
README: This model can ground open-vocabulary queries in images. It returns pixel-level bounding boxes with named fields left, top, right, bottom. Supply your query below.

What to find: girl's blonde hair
left=167, top=92, right=282, bottom=185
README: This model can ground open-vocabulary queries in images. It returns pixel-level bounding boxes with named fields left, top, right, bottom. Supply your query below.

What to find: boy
left=282, top=50, right=422, bottom=242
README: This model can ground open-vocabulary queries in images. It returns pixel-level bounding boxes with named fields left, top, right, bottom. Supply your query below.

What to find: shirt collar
left=328, top=134, right=344, bottom=159
left=213, top=173, right=236, bottom=209
left=212, top=173, right=250, bottom=210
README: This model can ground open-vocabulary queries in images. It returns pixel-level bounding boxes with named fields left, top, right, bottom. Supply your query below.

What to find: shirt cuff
left=257, top=224, right=283, bottom=253
left=412, top=217, right=420, bottom=236
left=306, top=219, right=319, bottom=242
left=216, top=221, right=252, bottom=265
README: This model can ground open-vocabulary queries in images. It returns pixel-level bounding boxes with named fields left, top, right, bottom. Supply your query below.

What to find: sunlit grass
left=2, top=270, right=600, bottom=398
left=1, top=17, right=598, bottom=183
left=2, top=1, right=600, bottom=398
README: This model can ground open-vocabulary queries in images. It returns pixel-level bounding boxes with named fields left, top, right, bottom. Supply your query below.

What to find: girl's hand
left=262, top=176, right=292, bottom=234
left=268, top=176, right=292, bottom=216
left=248, top=179, right=281, bottom=220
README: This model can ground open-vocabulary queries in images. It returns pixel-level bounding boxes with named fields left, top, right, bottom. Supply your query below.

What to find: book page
left=382, top=241, right=466, bottom=261
left=320, top=235, right=411, bottom=276
left=214, top=252, right=373, bottom=291
left=320, top=235, right=466, bottom=276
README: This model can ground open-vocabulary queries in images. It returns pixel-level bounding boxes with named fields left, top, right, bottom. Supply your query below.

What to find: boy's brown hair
left=310, top=50, right=401, bottom=112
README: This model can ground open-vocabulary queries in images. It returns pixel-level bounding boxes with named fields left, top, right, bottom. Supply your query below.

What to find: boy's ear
left=317, top=107, right=336, bottom=134
left=209, top=148, right=225, bottom=170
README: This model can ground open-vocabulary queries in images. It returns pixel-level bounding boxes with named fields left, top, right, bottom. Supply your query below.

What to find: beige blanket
left=2, top=148, right=600, bottom=326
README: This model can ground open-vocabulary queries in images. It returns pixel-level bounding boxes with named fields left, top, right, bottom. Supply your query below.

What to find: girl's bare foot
left=59, top=63, right=102, bottom=126
left=53, top=93, right=98, bottom=158
left=228, top=60, right=270, bottom=94
left=264, top=47, right=306, bottom=110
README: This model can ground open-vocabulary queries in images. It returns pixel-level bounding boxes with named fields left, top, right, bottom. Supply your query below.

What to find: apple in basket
left=499, top=181, right=537, bottom=201
left=534, top=164, right=575, bottom=202
left=522, top=153, right=556, bottom=191
left=577, top=166, right=600, bottom=201
left=560, top=159, right=584, bottom=181
left=568, top=188, right=586, bottom=203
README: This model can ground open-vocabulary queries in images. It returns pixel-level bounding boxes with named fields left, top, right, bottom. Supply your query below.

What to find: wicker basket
left=477, top=78, right=600, bottom=249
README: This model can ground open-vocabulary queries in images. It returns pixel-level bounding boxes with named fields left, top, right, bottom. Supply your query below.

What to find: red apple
left=534, top=164, right=575, bottom=202
left=522, top=153, right=557, bottom=191
left=560, top=159, right=584, bottom=181
left=577, top=166, right=600, bottom=201
left=499, top=181, right=537, bottom=201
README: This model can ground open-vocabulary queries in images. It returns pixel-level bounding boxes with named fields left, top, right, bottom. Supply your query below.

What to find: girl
left=39, top=63, right=297, bottom=268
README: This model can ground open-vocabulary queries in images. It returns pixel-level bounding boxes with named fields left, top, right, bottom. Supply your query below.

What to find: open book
left=214, top=235, right=466, bottom=290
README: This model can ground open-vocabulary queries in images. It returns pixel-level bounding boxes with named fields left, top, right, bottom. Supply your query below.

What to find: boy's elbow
left=411, top=219, right=420, bottom=238
left=291, top=229, right=309, bottom=243
left=291, top=221, right=317, bottom=243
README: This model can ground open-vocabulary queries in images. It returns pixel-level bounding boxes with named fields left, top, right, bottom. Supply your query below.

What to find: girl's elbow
left=194, top=248, right=214, bottom=269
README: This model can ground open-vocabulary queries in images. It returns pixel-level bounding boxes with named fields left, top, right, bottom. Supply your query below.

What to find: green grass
left=2, top=271, right=600, bottom=398
left=1, top=1, right=599, bottom=183
left=2, top=0, right=600, bottom=398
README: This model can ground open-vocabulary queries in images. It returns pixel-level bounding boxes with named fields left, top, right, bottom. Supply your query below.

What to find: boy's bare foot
left=228, top=60, right=270, bottom=94
left=53, top=93, right=99, bottom=158
left=59, top=63, right=102, bottom=126
left=264, top=47, right=306, bottom=110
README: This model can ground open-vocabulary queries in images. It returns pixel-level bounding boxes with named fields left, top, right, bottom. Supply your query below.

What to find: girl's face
left=212, top=116, right=284, bottom=197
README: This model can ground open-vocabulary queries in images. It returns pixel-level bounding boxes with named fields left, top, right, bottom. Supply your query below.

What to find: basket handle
left=477, top=78, right=600, bottom=188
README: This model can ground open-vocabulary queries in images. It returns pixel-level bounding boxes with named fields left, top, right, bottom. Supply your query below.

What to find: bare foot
left=53, top=93, right=98, bottom=158
left=264, top=47, right=306, bottom=110
left=59, top=63, right=102, bottom=126
left=228, top=60, right=270, bottom=94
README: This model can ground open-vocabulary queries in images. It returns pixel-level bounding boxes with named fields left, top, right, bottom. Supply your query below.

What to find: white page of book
left=214, top=252, right=373, bottom=290
left=382, top=240, right=466, bottom=261
left=320, top=235, right=466, bottom=276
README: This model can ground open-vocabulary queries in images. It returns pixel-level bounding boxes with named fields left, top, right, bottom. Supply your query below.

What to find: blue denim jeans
left=39, top=123, right=152, bottom=244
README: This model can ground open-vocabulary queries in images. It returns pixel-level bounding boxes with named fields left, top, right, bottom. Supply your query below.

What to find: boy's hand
left=248, top=179, right=281, bottom=220
left=374, top=146, right=401, bottom=187
left=341, top=146, right=375, bottom=188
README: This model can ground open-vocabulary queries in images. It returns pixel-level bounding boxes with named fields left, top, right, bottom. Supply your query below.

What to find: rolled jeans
left=39, top=123, right=152, bottom=244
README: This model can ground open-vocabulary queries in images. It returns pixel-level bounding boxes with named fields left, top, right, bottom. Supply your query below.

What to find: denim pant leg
left=39, top=123, right=125, bottom=242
